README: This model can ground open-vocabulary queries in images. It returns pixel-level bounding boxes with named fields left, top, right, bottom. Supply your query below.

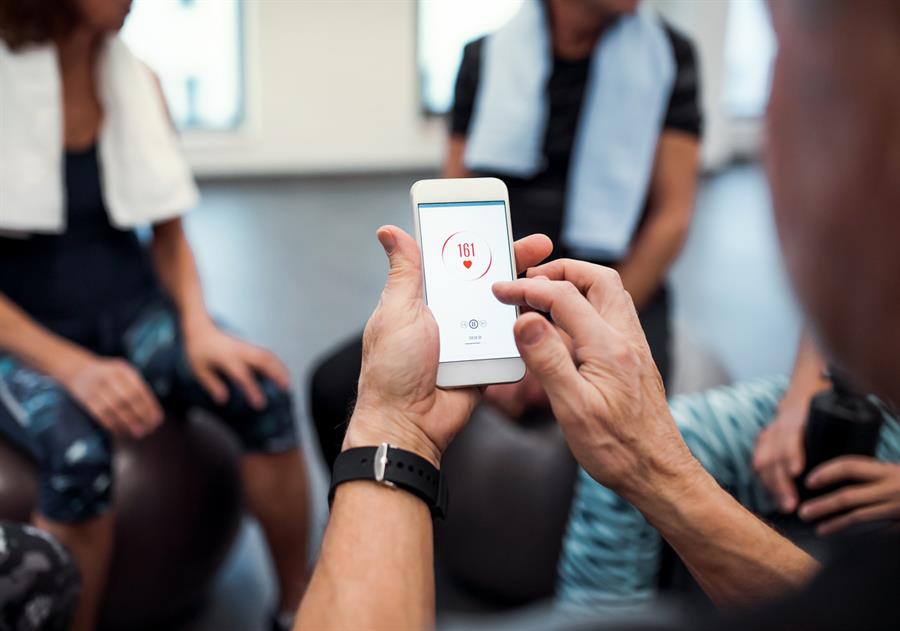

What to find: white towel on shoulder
left=0, top=36, right=198, bottom=234
left=464, top=1, right=675, bottom=260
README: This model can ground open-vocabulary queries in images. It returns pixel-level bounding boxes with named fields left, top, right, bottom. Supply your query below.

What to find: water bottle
left=796, top=369, right=884, bottom=504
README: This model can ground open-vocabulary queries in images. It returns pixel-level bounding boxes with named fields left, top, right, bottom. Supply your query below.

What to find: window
left=417, top=0, right=522, bottom=114
left=723, top=0, right=775, bottom=119
left=120, top=0, right=244, bottom=131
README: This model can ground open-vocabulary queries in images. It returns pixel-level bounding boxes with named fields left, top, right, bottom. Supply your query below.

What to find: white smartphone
left=411, top=177, right=526, bottom=388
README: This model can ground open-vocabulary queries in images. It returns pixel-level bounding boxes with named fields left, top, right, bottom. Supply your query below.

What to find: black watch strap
left=329, top=443, right=448, bottom=519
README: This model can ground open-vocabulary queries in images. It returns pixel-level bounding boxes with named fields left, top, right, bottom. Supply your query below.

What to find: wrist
left=780, top=375, right=830, bottom=415
left=632, top=457, right=731, bottom=548
left=180, top=310, right=215, bottom=340
left=332, top=478, right=431, bottom=516
left=618, top=435, right=709, bottom=516
left=774, top=396, right=813, bottom=428
left=46, top=345, right=95, bottom=385
left=344, top=406, right=442, bottom=469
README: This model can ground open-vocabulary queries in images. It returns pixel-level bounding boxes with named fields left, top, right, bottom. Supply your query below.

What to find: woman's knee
left=36, top=397, right=114, bottom=524
left=231, top=378, right=299, bottom=454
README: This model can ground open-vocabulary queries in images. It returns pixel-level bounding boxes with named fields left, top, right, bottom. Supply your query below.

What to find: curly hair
left=0, top=0, right=80, bottom=51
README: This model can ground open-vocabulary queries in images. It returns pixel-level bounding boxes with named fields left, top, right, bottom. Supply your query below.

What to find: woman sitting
left=0, top=1, right=309, bottom=629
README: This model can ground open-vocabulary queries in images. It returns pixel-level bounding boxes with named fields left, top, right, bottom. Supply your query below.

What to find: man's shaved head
left=766, top=0, right=900, bottom=402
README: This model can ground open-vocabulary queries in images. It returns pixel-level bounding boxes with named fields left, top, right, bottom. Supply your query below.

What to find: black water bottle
left=796, top=370, right=884, bottom=505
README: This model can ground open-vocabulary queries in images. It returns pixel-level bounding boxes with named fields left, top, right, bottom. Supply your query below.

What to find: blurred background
left=0, top=0, right=801, bottom=630
left=117, top=0, right=796, bottom=628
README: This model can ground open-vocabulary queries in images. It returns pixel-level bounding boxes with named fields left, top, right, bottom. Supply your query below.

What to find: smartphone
left=411, top=177, right=526, bottom=388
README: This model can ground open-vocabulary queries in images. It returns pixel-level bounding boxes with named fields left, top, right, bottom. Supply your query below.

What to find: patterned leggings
left=0, top=299, right=299, bottom=523
left=557, top=376, right=900, bottom=608
left=0, top=522, right=79, bottom=631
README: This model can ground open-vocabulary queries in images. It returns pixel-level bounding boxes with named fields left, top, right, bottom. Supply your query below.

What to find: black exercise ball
left=0, top=414, right=243, bottom=630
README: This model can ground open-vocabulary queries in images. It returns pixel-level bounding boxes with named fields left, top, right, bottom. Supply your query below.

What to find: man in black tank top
left=0, top=4, right=311, bottom=627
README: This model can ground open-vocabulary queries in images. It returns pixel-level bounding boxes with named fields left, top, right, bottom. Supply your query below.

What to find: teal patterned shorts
left=0, top=300, right=298, bottom=523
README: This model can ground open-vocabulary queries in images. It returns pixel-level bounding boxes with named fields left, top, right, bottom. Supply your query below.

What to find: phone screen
left=418, top=200, right=520, bottom=364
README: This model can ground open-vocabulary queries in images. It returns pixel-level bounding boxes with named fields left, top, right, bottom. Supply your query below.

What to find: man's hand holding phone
left=344, top=226, right=552, bottom=467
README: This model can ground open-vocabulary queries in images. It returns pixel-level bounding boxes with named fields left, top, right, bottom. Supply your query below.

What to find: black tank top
left=0, top=144, right=161, bottom=348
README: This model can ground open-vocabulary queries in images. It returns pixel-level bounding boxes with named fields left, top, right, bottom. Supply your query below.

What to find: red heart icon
left=463, top=260, right=472, bottom=269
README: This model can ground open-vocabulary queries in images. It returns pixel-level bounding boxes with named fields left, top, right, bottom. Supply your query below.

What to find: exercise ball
left=437, top=405, right=578, bottom=606
left=0, top=414, right=243, bottom=631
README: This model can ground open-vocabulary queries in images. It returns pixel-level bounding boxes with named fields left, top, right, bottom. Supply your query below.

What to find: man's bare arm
left=297, top=479, right=435, bottom=630
left=633, top=457, right=818, bottom=606
left=617, top=131, right=700, bottom=310
left=493, top=260, right=820, bottom=608
left=443, top=134, right=472, bottom=179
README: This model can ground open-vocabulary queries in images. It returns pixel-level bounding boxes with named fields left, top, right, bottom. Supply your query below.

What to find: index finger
left=247, top=348, right=291, bottom=390
left=513, top=234, right=553, bottom=275
left=493, top=277, right=607, bottom=346
left=223, top=361, right=267, bottom=410
left=525, top=259, right=633, bottom=317
left=122, top=368, right=164, bottom=424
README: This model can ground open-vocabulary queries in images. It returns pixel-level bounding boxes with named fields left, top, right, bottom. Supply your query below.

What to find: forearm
left=782, top=330, right=830, bottom=405
left=619, top=132, right=699, bottom=310
left=631, top=453, right=819, bottom=607
left=443, top=135, right=472, bottom=178
left=0, top=294, right=91, bottom=378
left=150, top=219, right=211, bottom=331
left=617, top=204, right=691, bottom=310
left=296, top=481, right=434, bottom=630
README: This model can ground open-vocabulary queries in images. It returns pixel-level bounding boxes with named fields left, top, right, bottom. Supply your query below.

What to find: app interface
left=418, top=200, right=520, bottom=363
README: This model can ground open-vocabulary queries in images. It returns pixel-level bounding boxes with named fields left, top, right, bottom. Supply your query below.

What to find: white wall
left=186, top=0, right=761, bottom=178
left=651, top=0, right=767, bottom=169
left=185, top=0, right=446, bottom=178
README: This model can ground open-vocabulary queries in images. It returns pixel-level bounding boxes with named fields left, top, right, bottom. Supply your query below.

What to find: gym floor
left=180, top=161, right=804, bottom=630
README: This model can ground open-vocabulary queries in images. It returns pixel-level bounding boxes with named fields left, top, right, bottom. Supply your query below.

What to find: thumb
left=377, top=225, right=423, bottom=300
left=514, top=313, right=581, bottom=405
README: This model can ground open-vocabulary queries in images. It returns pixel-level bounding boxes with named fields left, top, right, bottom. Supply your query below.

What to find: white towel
left=0, top=36, right=198, bottom=234
left=464, top=1, right=675, bottom=260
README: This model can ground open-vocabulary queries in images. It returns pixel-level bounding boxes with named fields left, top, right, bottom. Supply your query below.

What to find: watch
left=329, top=443, right=448, bottom=519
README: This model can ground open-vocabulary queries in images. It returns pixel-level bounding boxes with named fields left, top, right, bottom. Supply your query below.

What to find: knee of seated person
left=231, top=378, right=299, bottom=453
left=227, top=376, right=293, bottom=415
left=40, top=461, right=113, bottom=523
left=38, top=403, right=114, bottom=523
left=259, top=377, right=293, bottom=416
